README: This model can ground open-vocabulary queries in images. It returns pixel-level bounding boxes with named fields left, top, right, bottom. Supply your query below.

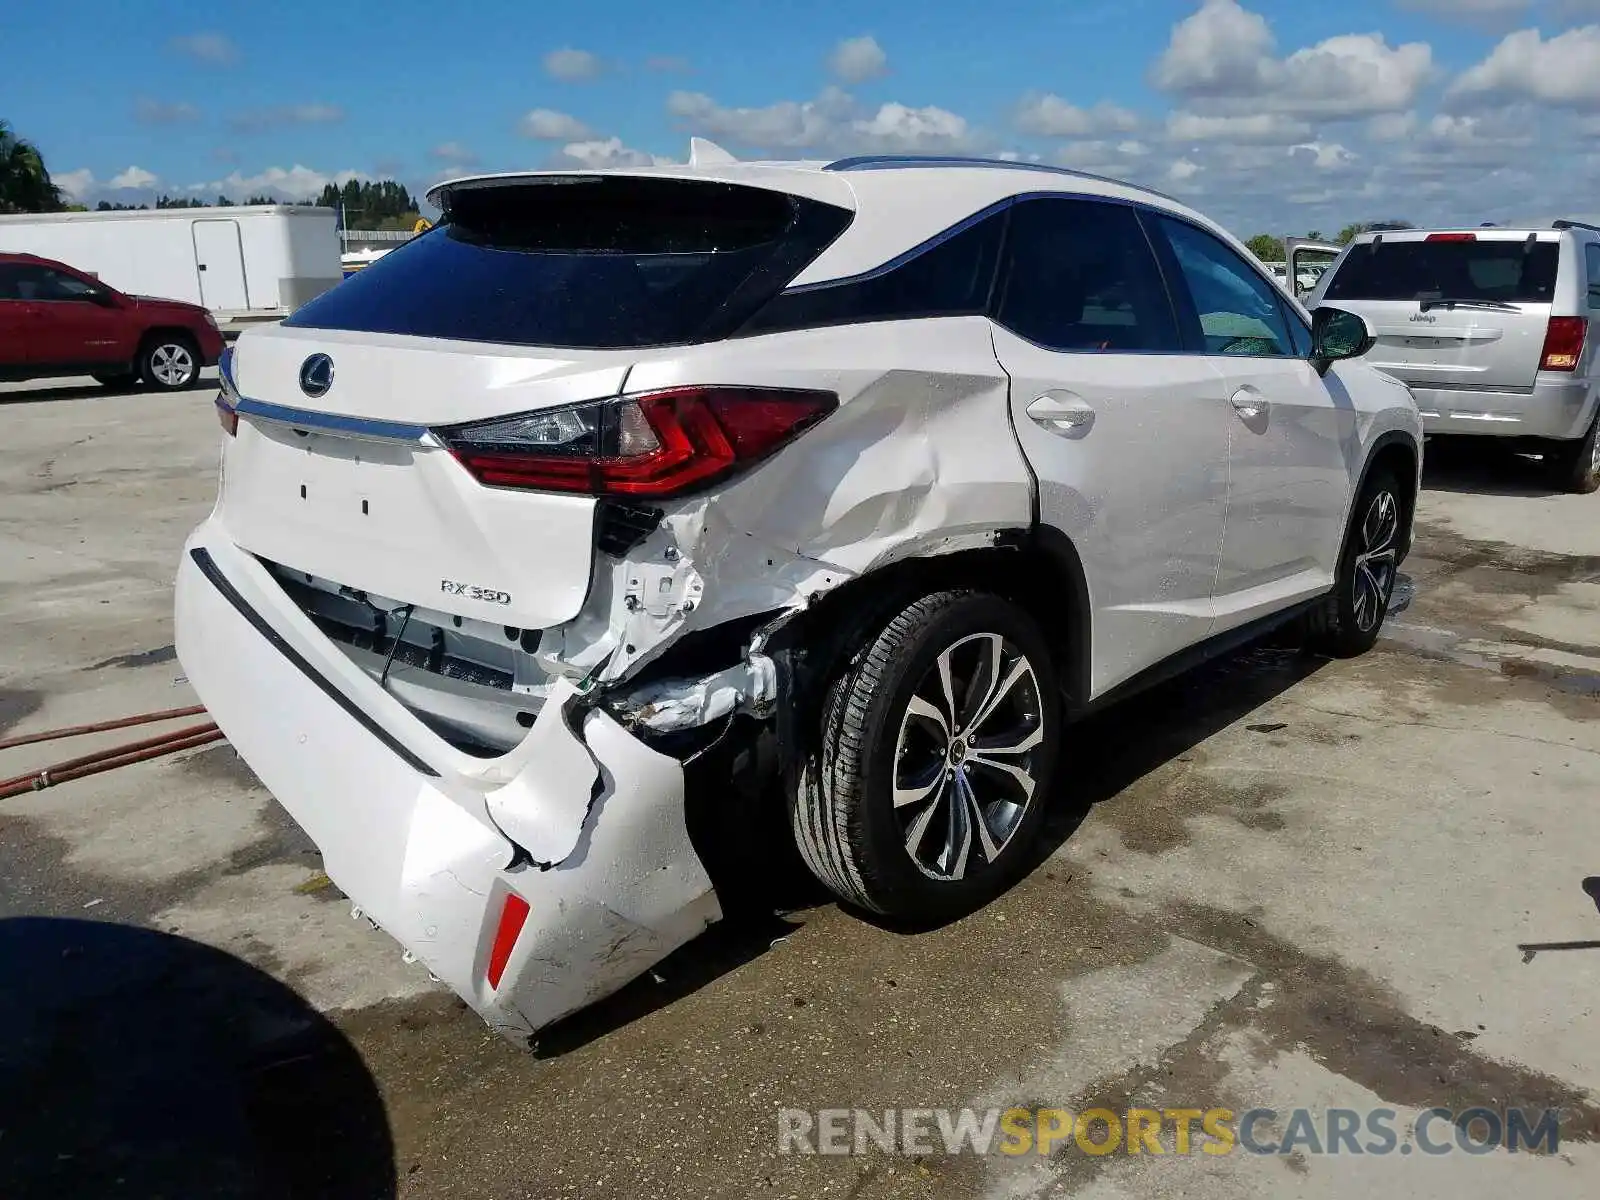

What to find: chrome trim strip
left=234, top=397, right=431, bottom=443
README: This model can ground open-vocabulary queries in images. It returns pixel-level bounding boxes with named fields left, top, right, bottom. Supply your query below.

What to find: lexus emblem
left=298, top=353, right=334, bottom=398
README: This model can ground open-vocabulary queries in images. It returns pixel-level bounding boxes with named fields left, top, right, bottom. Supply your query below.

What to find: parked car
left=0, top=252, right=225, bottom=390
left=176, top=152, right=1421, bottom=1041
left=1305, top=221, right=1600, bottom=493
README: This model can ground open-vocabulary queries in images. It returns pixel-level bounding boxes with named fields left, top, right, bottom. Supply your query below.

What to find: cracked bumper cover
left=175, top=521, right=720, bottom=1041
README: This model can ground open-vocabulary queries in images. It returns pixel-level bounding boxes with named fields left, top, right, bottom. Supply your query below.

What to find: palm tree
left=0, top=119, right=64, bottom=214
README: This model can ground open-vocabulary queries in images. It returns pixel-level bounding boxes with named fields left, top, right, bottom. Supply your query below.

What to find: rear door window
left=1324, top=237, right=1559, bottom=304
left=1586, top=243, right=1600, bottom=311
left=286, top=177, right=852, bottom=348
left=995, top=197, right=1181, bottom=353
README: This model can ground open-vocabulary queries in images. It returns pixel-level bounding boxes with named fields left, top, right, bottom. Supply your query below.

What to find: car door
left=1148, top=214, right=1353, bottom=629
left=0, top=264, right=35, bottom=370
left=16, top=263, right=128, bottom=368
left=987, top=196, right=1232, bottom=699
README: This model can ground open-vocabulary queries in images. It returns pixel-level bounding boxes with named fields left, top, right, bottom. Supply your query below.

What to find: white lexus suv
left=176, top=149, right=1421, bottom=1041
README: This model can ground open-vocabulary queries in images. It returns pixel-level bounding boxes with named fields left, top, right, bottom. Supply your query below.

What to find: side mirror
left=87, top=288, right=119, bottom=308
left=1310, top=306, right=1374, bottom=374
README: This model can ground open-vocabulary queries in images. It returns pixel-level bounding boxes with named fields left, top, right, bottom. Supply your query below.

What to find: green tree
left=1246, top=233, right=1285, bottom=262
left=0, top=118, right=64, bottom=213
left=317, top=178, right=420, bottom=228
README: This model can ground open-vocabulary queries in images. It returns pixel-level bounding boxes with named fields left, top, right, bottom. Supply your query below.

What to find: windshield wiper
left=1417, top=297, right=1520, bottom=313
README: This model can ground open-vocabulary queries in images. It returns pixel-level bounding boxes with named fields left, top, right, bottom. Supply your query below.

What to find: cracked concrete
left=4, top=381, right=1600, bottom=1199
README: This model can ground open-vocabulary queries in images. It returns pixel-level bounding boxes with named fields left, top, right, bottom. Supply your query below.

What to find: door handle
left=1229, top=389, right=1269, bottom=422
left=1026, top=392, right=1095, bottom=437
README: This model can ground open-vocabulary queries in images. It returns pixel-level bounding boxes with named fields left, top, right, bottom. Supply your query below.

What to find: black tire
left=1544, top=413, right=1600, bottom=495
left=791, top=591, right=1062, bottom=921
left=138, top=335, right=201, bottom=392
left=1306, top=466, right=1405, bottom=658
left=93, top=372, right=140, bottom=391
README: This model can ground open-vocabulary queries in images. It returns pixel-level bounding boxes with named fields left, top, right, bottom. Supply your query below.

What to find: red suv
left=0, top=253, right=225, bottom=391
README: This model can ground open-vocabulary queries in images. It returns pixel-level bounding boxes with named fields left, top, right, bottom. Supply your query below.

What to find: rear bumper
left=1409, top=377, right=1598, bottom=440
left=174, top=521, right=719, bottom=1042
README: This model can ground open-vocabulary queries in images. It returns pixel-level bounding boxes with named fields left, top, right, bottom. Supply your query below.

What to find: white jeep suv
left=176, top=152, right=1421, bottom=1041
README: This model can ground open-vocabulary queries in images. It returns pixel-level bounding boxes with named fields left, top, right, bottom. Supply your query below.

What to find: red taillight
left=485, top=892, right=530, bottom=990
left=440, top=386, right=837, bottom=498
left=215, top=397, right=238, bottom=436
left=1540, top=316, right=1587, bottom=372
left=1425, top=233, right=1477, bottom=242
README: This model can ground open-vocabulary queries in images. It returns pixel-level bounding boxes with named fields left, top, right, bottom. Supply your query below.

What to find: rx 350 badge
left=441, top=579, right=512, bottom=605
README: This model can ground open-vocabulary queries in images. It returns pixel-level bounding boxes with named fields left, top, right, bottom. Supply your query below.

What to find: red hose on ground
left=0, top=711, right=224, bottom=800
left=0, top=705, right=208, bottom=752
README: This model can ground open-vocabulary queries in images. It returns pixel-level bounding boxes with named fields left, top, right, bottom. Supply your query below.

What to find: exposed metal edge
left=234, top=397, right=430, bottom=444
left=189, top=547, right=441, bottom=778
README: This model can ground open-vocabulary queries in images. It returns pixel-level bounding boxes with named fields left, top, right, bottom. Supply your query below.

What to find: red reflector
left=485, top=892, right=530, bottom=989
left=215, top=398, right=238, bottom=437
left=1540, top=316, right=1586, bottom=372
left=1425, top=233, right=1477, bottom=242
left=445, top=386, right=837, bottom=499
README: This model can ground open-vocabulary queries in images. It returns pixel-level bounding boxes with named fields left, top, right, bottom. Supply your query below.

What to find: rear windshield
left=1323, top=238, right=1559, bottom=304
left=285, top=177, right=851, bottom=348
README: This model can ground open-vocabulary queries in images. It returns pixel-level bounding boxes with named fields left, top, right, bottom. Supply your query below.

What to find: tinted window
left=1158, top=218, right=1296, bottom=357
left=1323, top=237, right=1559, bottom=304
left=286, top=177, right=851, bottom=348
left=1586, top=244, right=1600, bottom=311
left=0, top=264, right=98, bottom=302
left=995, top=198, right=1180, bottom=353
left=741, top=210, right=1004, bottom=335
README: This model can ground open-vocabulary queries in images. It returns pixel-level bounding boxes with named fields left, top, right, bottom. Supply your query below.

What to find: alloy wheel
left=891, top=633, right=1045, bottom=881
left=1352, top=489, right=1399, bottom=633
left=150, top=343, right=195, bottom=387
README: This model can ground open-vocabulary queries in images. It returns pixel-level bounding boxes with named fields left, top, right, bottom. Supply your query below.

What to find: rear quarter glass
left=283, top=177, right=851, bottom=350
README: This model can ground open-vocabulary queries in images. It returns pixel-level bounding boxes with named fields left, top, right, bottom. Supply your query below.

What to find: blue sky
left=8, top=0, right=1600, bottom=233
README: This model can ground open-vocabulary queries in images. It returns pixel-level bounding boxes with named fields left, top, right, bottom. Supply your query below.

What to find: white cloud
left=827, top=35, right=888, bottom=84
left=1450, top=26, right=1600, bottom=108
left=667, top=88, right=846, bottom=148
left=1168, top=157, right=1202, bottom=182
left=1015, top=94, right=1140, bottom=136
left=429, top=142, right=479, bottom=166
left=169, top=32, right=238, bottom=65
left=228, top=104, right=345, bottom=133
left=1166, top=110, right=1314, bottom=143
left=108, top=166, right=159, bottom=190
left=50, top=168, right=97, bottom=201
left=1290, top=142, right=1358, bottom=171
left=1151, top=0, right=1431, bottom=118
left=550, top=138, right=672, bottom=168
left=543, top=47, right=603, bottom=81
left=194, top=164, right=365, bottom=201
left=518, top=108, right=593, bottom=140
left=1367, top=111, right=1420, bottom=140
left=135, top=98, right=199, bottom=124
left=667, top=86, right=976, bottom=154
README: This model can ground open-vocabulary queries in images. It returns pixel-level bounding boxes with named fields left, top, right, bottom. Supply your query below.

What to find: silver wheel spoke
left=966, top=752, right=1037, bottom=801
left=903, top=783, right=944, bottom=858
left=904, top=694, right=949, bottom=741
left=961, top=771, right=1003, bottom=864
left=943, top=774, right=973, bottom=880
left=957, top=634, right=1004, bottom=729
left=894, top=761, right=944, bottom=809
left=966, top=657, right=1033, bottom=737
left=935, top=648, right=959, bottom=732
left=971, top=723, right=1044, bottom=758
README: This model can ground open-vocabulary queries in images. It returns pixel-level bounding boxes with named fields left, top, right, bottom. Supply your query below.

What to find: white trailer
left=0, top=205, right=342, bottom=318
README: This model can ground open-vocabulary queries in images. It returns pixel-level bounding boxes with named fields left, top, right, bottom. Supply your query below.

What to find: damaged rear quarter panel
left=543, top=317, right=1038, bottom=690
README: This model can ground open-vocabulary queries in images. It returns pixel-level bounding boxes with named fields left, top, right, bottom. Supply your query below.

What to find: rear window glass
left=1323, top=238, right=1559, bottom=304
left=285, top=177, right=851, bottom=348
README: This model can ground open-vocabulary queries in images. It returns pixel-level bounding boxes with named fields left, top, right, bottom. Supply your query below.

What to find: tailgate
left=1319, top=233, right=1561, bottom=392
left=1333, top=298, right=1551, bottom=392
left=219, top=326, right=628, bottom=630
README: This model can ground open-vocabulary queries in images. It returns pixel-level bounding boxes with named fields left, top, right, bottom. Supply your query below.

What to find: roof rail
left=1552, top=219, right=1600, bottom=233
left=821, top=155, right=1182, bottom=203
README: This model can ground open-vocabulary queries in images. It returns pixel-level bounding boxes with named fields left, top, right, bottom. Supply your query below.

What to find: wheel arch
left=1352, top=430, right=1420, bottom=559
